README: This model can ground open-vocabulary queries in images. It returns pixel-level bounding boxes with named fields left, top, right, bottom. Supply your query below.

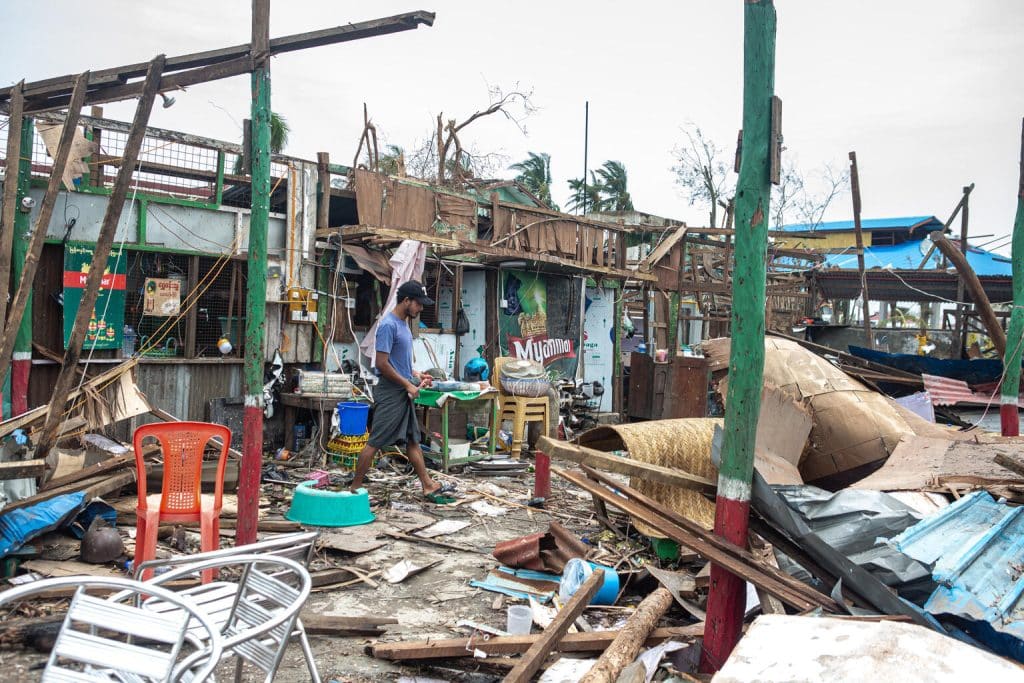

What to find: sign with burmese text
left=63, top=242, right=126, bottom=350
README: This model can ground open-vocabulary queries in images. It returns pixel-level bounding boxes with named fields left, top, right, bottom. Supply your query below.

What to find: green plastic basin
left=285, top=482, right=375, bottom=527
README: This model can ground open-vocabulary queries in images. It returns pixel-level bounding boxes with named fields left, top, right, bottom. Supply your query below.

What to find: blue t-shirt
left=375, top=312, right=414, bottom=382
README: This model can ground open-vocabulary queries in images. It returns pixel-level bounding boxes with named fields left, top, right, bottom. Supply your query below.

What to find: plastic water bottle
left=122, top=325, right=137, bottom=356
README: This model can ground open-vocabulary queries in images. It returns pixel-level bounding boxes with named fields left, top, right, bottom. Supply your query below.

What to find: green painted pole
left=701, top=0, right=775, bottom=672
left=238, top=0, right=271, bottom=546
left=11, top=118, right=35, bottom=416
left=1001, top=118, right=1024, bottom=437
left=612, top=278, right=624, bottom=416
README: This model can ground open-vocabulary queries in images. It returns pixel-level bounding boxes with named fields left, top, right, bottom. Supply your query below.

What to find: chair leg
left=296, top=621, right=322, bottom=683
left=135, top=509, right=161, bottom=581
left=199, top=509, right=221, bottom=583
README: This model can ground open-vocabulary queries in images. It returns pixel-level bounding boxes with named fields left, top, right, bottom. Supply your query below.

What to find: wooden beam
left=330, top=225, right=463, bottom=249
left=39, top=454, right=133, bottom=491
left=0, top=81, right=25, bottom=329
left=1, top=469, right=135, bottom=512
left=300, top=613, right=398, bottom=636
left=0, top=73, right=89, bottom=389
left=0, top=459, right=47, bottom=481
left=370, top=625, right=703, bottom=661
left=638, top=225, right=687, bottom=271
left=930, top=230, right=1007, bottom=356
left=3, top=12, right=436, bottom=110
left=35, top=56, right=166, bottom=463
left=558, top=466, right=838, bottom=613
left=849, top=151, right=873, bottom=349
left=502, top=569, right=605, bottom=683
left=537, top=436, right=716, bottom=495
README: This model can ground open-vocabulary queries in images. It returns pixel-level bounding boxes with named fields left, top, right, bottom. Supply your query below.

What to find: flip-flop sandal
left=424, top=482, right=457, bottom=504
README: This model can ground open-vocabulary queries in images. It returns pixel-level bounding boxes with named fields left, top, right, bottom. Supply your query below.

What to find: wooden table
left=280, top=392, right=368, bottom=449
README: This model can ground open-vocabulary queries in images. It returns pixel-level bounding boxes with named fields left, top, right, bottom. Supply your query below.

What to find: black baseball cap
left=397, top=280, right=434, bottom=305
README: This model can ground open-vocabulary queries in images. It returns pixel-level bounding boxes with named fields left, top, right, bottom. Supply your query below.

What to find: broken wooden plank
left=539, top=437, right=716, bottom=495
left=0, top=459, right=47, bottom=481
left=0, top=72, right=89, bottom=387
left=382, top=529, right=485, bottom=554
left=0, top=82, right=25, bottom=331
left=39, top=454, right=134, bottom=491
left=1, top=469, right=135, bottom=512
left=503, top=569, right=604, bottom=683
left=370, top=625, right=704, bottom=661
left=994, top=452, right=1024, bottom=479
left=558, top=466, right=838, bottom=612
left=300, top=612, right=397, bottom=636
left=35, top=57, right=166, bottom=463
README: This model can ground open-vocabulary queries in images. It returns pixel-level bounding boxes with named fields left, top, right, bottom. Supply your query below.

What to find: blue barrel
left=337, top=402, right=369, bottom=436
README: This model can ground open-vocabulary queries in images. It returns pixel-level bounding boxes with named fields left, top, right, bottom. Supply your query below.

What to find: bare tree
left=434, top=84, right=535, bottom=185
left=793, top=163, right=850, bottom=229
left=671, top=124, right=735, bottom=227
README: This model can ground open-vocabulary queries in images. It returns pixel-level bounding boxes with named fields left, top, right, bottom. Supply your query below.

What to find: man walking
left=350, top=280, right=449, bottom=501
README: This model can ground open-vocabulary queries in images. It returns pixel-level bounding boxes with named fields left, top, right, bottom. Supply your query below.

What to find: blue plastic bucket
left=337, top=402, right=369, bottom=436
left=558, top=558, right=620, bottom=606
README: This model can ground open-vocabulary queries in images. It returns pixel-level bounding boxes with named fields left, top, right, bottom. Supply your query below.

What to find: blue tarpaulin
left=0, top=492, right=87, bottom=558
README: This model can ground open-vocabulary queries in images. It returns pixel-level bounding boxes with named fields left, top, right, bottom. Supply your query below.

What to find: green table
left=414, top=388, right=499, bottom=472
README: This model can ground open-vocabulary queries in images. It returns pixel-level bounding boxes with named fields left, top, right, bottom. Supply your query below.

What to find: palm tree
left=594, top=160, right=634, bottom=211
left=233, top=112, right=291, bottom=174
left=566, top=173, right=605, bottom=214
left=510, top=152, right=558, bottom=210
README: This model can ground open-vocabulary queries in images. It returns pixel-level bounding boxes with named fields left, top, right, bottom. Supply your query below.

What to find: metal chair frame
left=125, top=553, right=313, bottom=683
left=0, top=576, right=223, bottom=682
left=132, top=531, right=321, bottom=681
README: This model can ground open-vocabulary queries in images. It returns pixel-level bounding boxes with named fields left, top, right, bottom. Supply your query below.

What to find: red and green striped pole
left=238, top=0, right=272, bottom=546
left=10, top=118, right=34, bottom=417
left=700, top=0, right=775, bottom=672
left=1002, top=119, right=1024, bottom=437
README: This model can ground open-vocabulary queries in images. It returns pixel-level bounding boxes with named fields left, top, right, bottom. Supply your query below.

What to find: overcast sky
left=4, top=1, right=1023, bottom=254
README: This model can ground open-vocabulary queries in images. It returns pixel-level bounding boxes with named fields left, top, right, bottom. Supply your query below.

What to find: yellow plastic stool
left=494, top=356, right=551, bottom=458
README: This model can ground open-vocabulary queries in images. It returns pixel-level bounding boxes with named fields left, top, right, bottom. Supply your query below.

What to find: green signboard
left=63, top=242, right=127, bottom=350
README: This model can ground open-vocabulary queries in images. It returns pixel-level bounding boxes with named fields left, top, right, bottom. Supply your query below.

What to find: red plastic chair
left=133, top=421, right=231, bottom=583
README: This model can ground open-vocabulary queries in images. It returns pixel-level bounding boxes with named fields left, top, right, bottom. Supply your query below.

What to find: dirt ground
left=0, top=460, right=653, bottom=682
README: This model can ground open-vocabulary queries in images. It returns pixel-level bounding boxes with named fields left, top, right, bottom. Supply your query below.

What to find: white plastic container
left=506, top=605, right=532, bottom=635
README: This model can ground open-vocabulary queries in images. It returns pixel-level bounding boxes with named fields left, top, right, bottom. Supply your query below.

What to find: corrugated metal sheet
left=492, top=521, right=588, bottom=573
left=890, top=491, right=1024, bottom=662
left=922, top=374, right=1021, bottom=408
left=783, top=215, right=940, bottom=233
left=822, top=239, right=1012, bottom=276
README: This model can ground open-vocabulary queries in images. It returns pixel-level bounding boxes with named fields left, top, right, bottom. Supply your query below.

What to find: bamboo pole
left=702, top=0, right=775, bottom=673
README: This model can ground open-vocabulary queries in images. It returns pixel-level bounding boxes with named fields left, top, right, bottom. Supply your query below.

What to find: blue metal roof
left=820, top=239, right=1012, bottom=276
left=782, top=215, right=942, bottom=233
left=889, top=491, right=1024, bottom=662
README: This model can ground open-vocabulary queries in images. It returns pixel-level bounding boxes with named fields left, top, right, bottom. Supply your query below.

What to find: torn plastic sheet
left=469, top=566, right=560, bottom=603
left=0, top=491, right=87, bottom=558
left=771, top=485, right=936, bottom=601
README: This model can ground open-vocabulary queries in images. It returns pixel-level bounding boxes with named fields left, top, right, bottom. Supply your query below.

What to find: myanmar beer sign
left=63, top=242, right=127, bottom=350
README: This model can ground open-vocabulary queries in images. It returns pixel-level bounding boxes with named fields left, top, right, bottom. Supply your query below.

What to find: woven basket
left=578, top=418, right=723, bottom=532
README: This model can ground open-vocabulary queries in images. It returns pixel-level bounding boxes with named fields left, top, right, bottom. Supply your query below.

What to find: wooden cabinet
left=627, top=353, right=709, bottom=420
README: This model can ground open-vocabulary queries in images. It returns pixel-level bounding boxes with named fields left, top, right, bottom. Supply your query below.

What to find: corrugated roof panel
left=922, top=374, right=1022, bottom=407
left=820, top=240, right=1012, bottom=277
left=889, top=491, right=1024, bottom=662
left=783, top=215, right=940, bottom=233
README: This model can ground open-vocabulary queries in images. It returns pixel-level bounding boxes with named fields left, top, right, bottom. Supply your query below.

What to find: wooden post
left=0, top=81, right=25, bottom=331
left=930, top=230, right=1006, bottom=357
left=314, top=152, right=331, bottom=365
left=0, top=73, right=90, bottom=393
left=702, top=0, right=775, bottom=673
left=955, top=185, right=973, bottom=356
left=503, top=569, right=604, bottom=683
left=238, top=0, right=271, bottom=547
left=1001, top=119, right=1024, bottom=437
left=848, top=151, right=873, bottom=349
left=89, top=106, right=105, bottom=187
left=612, top=278, right=624, bottom=416
left=579, top=587, right=674, bottom=683
left=34, top=58, right=166, bottom=462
